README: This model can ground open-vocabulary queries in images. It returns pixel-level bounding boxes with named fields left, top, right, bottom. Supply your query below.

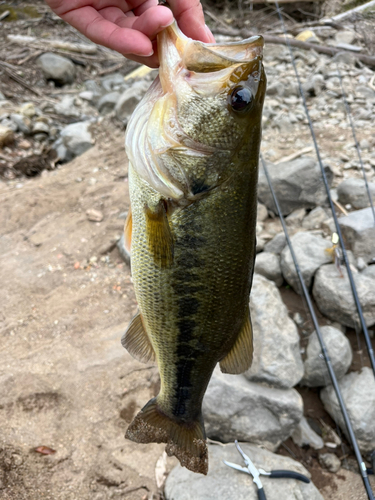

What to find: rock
left=203, top=370, right=303, bottom=450
left=291, top=416, right=324, bottom=450
left=302, top=74, right=324, bottom=97
left=319, top=453, right=341, bottom=473
left=334, top=30, right=355, bottom=45
left=356, top=86, right=375, bottom=104
left=0, top=118, right=17, bottom=132
left=115, top=82, right=149, bottom=122
left=301, top=326, right=352, bottom=387
left=19, top=102, right=36, bottom=118
left=52, top=138, right=71, bottom=163
left=264, top=233, right=286, bottom=255
left=280, top=232, right=332, bottom=293
left=59, top=121, right=94, bottom=158
left=362, top=264, right=375, bottom=279
left=313, top=264, right=375, bottom=329
left=164, top=443, right=324, bottom=500
left=32, top=121, right=50, bottom=135
left=0, top=124, right=14, bottom=147
left=10, top=113, right=31, bottom=134
left=257, top=202, right=268, bottom=222
left=337, top=178, right=375, bottom=210
left=321, top=367, right=375, bottom=453
left=339, top=207, right=375, bottom=263
left=97, top=91, right=121, bottom=115
left=258, top=157, right=333, bottom=216
left=100, top=72, right=125, bottom=92
left=285, top=208, right=306, bottom=228
left=254, top=253, right=283, bottom=286
left=37, top=53, right=76, bottom=85
left=302, top=207, right=329, bottom=230
left=86, top=209, right=103, bottom=222
left=54, top=95, right=81, bottom=117
left=245, top=274, right=303, bottom=388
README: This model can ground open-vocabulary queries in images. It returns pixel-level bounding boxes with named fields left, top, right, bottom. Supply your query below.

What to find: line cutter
left=223, top=440, right=310, bottom=500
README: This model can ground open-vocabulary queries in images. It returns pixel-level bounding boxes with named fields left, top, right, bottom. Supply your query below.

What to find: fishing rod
left=272, top=0, right=375, bottom=378
left=334, top=61, right=375, bottom=226
left=260, top=153, right=375, bottom=500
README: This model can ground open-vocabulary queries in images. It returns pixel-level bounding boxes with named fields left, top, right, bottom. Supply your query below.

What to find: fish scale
left=122, top=21, right=266, bottom=474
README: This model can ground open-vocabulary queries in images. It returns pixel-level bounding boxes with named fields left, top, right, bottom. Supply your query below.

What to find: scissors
left=223, top=441, right=310, bottom=500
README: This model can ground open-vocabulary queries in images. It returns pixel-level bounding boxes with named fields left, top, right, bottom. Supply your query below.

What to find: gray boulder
left=280, top=232, right=332, bottom=293
left=291, top=416, right=324, bottom=450
left=165, top=443, right=323, bottom=500
left=337, top=178, right=375, bottom=210
left=59, top=121, right=94, bottom=158
left=321, top=367, right=375, bottom=453
left=97, top=91, right=121, bottom=114
left=313, top=264, right=375, bottom=328
left=258, top=157, right=333, bottom=215
left=37, top=53, right=76, bottom=85
left=203, top=369, right=303, bottom=450
left=302, top=206, right=330, bottom=230
left=254, top=253, right=283, bottom=286
left=264, top=233, right=286, bottom=255
left=246, top=274, right=303, bottom=388
left=339, top=207, right=375, bottom=263
left=115, top=81, right=150, bottom=122
left=301, top=326, right=352, bottom=387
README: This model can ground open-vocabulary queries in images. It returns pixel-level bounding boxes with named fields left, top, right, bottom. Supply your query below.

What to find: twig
left=98, top=61, right=127, bottom=76
left=212, top=28, right=375, bottom=68
left=325, top=0, right=375, bottom=22
left=7, top=34, right=98, bottom=54
left=0, top=63, right=42, bottom=97
left=17, top=50, right=43, bottom=66
left=0, top=10, right=10, bottom=21
left=333, top=199, right=349, bottom=216
left=276, top=146, right=314, bottom=163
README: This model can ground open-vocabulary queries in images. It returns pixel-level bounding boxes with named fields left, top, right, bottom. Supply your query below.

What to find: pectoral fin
left=124, top=207, right=132, bottom=254
left=219, top=309, right=253, bottom=374
left=121, top=312, right=156, bottom=364
left=145, top=201, right=174, bottom=268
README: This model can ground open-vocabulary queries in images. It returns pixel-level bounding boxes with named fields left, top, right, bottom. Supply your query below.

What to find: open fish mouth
left=125, top=22, right=265, bottom=201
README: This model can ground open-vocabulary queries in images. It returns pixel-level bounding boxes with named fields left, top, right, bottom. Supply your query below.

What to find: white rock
left=302, top=207, right=330, bottom=230
left=313, top=264, right=375, bottom=329
left=301, top=326, right=352, bottom=387
left=291, top=416, right=324, bottom=450
left=165, top=443, right=324, bottom=500
left=321, top=367, right=375, bottom=454
left=37, top=53, right=76, bottom=85
left=280, top=232, right=332, bottom=293
left=339, top=207, right=375, bottom=263
left=337, top=178, right=375, bottom=210
left=254, top=253, right=283, bottom=286
left=264, top=233, right=286, bottom=255
left=60, top=121, right=94, bottom=158
left=258, top=157, right=333, bottom=215
left=203, top=369, right=303, bottom=450
left=245, top=274, right=303, bottom=388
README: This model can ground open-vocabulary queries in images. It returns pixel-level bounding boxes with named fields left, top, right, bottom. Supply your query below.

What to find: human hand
left=45, top=0, right=215, bottom=67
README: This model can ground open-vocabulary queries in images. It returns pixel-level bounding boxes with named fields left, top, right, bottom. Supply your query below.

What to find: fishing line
left=260, top=153, right=375, bottom=500
left=272, top=0, right=375, bottom=378
left=334, top=60, right=375, bottom=225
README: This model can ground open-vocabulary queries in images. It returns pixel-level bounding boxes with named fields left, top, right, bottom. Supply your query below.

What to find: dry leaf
left=35, top=446, right=56, bottom=455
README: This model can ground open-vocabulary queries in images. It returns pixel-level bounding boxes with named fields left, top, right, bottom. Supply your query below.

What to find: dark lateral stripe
left=172, top=223, right=206, bottom=419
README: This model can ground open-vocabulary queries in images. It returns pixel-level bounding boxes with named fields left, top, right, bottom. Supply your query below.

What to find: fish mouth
left=159, top=22, right=263, bottom=81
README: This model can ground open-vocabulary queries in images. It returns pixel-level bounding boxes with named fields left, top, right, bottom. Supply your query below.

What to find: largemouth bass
left=122, top=22, right=266, bottom=475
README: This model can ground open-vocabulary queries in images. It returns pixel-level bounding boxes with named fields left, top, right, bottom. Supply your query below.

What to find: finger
left=167, top=0, right=215, bottom=43
left=100, top=5, right=173, bottom=38
left=62, top=6, right=154, bottom=56
left=47, top=0, right=158, bottom=16
left=133, top=0, right=158, bottom=16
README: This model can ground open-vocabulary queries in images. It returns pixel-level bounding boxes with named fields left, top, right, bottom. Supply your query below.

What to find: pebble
left=86, top=209, right=103, bottom=222
left=37, top=52, right=76, bottom=85
left=318, top=453, right=341, bottom=473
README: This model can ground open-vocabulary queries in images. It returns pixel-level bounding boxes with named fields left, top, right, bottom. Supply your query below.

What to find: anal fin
left=145, top=200, right=173, bottom=268
left=121, top=312, right=156, bottom=364
left=126, top=397, right=208, bottom=475
left=219, top=308, right=253, bottom=374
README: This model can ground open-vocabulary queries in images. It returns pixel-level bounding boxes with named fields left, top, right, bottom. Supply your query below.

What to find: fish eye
left=228, top=87, right=253, bottom=113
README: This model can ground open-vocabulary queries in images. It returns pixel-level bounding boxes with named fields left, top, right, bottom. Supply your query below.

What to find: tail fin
left=125, top=397, right=208, bottom=475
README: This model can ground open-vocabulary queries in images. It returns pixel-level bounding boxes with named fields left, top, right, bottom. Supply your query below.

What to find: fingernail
left=160, top=18, right=175, bottom=29
left=135, top=49, right=154, bottom=57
